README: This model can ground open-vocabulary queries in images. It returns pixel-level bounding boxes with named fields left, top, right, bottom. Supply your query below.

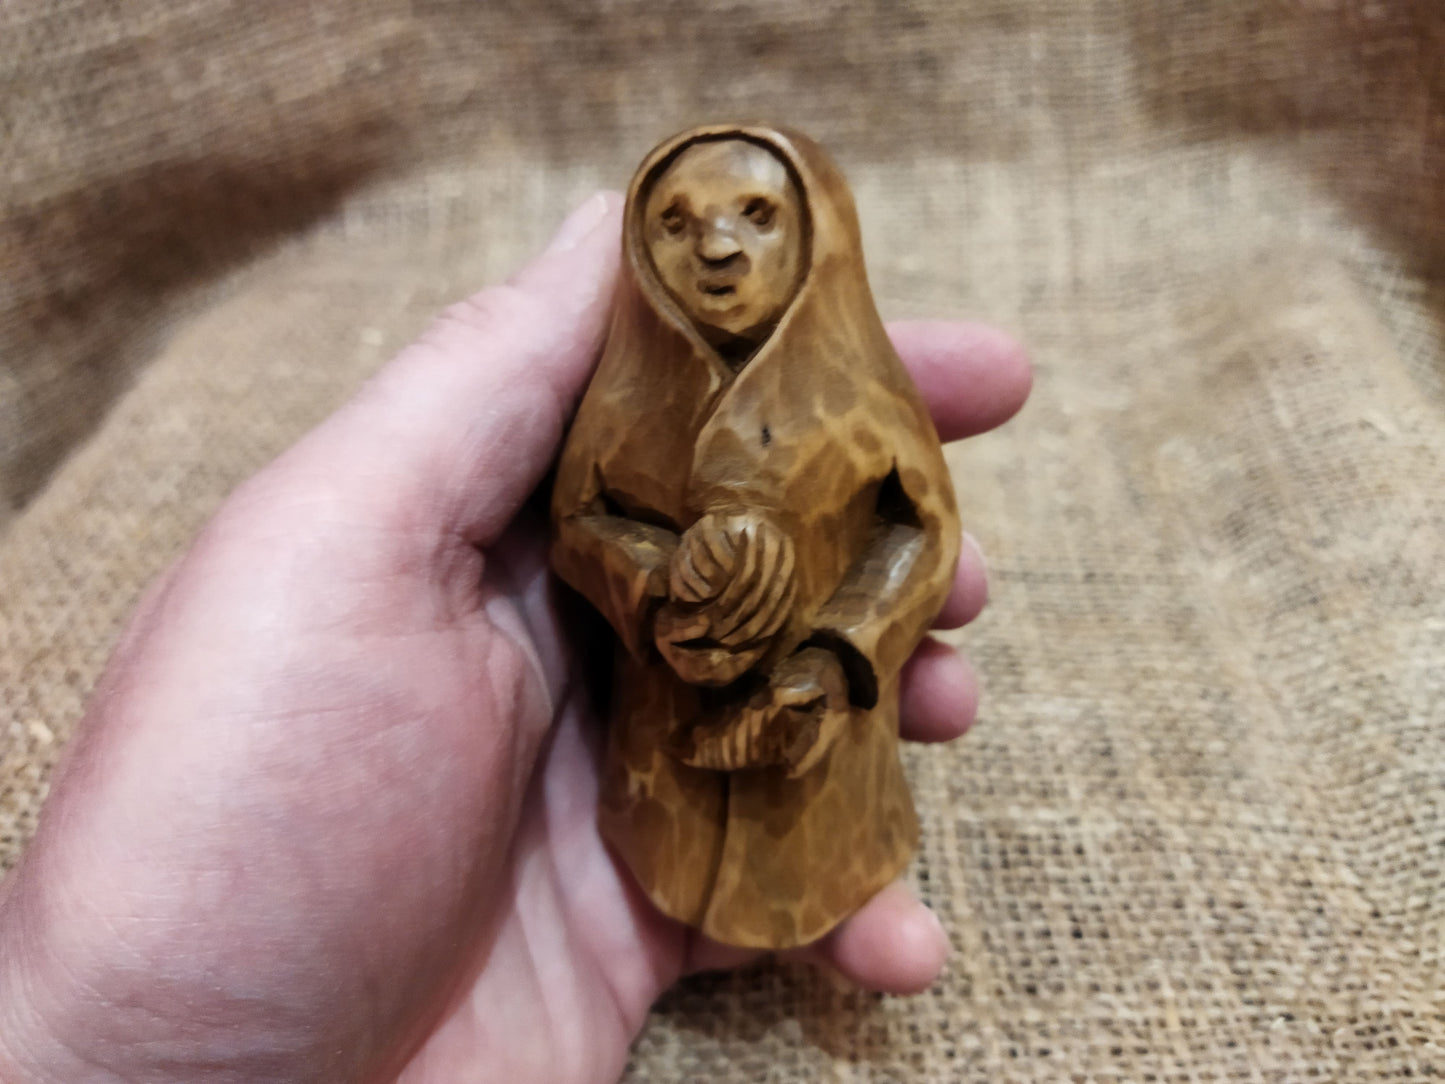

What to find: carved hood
left=551, top=124, right=959, bottom=948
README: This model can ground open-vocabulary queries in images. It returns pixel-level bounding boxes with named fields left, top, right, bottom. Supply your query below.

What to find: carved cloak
left=551, top=124, right=961, bottom=949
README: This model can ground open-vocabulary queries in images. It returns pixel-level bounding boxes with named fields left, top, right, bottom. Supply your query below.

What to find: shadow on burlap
left=2, top=2, right=1441, bottom=1079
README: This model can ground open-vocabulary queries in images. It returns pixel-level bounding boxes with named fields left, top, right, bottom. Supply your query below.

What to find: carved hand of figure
left=680, top=646, right=850, bottom=777
left=653, top=509, right=797, bottom=685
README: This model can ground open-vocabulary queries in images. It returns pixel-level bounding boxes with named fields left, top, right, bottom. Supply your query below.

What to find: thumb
left=278, top=190, right=624, bottom=545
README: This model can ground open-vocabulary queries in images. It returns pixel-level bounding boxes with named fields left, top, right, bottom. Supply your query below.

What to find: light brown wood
left=550, top=123, right=961, bottom=949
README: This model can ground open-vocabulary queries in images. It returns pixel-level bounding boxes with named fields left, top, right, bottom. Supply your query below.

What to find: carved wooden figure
left=551, top=124, right=960, bottom=949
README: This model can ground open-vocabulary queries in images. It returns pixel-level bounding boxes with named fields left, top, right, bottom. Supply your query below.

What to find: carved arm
left=809, top=468, right=959, bottom=709
left=551, top=510, right=679, bottom=660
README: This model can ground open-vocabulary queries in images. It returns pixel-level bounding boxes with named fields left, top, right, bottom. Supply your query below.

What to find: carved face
left=643, top=139, right=805, bottom=344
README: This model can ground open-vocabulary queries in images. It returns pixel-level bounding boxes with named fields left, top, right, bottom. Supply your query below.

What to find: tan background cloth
left=3, top=1, right=1443, bottom=1078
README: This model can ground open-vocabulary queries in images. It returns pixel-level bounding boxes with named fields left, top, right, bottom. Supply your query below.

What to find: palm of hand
left=384, top=506, right=686, bottom=1082
left=3, top=483, right=668, bottom=1082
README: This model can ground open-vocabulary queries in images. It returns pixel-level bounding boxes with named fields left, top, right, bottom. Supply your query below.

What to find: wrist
left=802, top=632, right=876, bottom=709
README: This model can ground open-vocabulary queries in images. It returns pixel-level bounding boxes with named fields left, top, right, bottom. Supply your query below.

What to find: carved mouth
left=699, top=283, right=736, bottom=298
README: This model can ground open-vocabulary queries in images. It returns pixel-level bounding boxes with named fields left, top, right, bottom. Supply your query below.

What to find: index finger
left=886, top=319, right=1032, bottom=442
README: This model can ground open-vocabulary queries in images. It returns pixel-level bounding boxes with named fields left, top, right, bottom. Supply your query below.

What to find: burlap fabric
left=3, top=2, right=1442, bottom=1079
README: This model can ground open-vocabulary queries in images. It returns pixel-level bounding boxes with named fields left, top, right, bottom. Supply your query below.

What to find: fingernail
left=925, top=904, right=947, bottom=943
left=544, top=191, right=614, bottom=257
left=962, top=530, right=987, bottom=570
left=961, top=531, right=989, bottom=609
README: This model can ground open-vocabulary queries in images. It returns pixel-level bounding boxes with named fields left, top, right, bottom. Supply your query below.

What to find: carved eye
left=660, top=205, right=685, bottom=235
left=743, top=198, right=774, bottom=227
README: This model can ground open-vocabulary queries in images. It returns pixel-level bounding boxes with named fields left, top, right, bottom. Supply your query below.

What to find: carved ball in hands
left=654, top=510, right=797, bottom=686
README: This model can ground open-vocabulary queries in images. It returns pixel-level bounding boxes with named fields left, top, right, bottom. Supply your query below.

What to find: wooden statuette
left=551, top=124, right=960, bottom=949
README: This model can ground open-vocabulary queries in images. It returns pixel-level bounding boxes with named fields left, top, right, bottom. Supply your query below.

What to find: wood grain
left=551, top=123, right=960, bottom=949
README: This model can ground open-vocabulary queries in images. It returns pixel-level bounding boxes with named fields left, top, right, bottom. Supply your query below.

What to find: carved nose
left=697, top=229, right=743, bottom=267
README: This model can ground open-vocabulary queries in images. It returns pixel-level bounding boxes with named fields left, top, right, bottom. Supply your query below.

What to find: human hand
left=0, top=192, right=1030, bottom=1084
left=655, top=509, right=796, bottom=685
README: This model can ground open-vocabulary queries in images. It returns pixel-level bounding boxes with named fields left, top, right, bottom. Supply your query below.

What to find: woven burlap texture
left=3, top=2, right=1442, bottom=1079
